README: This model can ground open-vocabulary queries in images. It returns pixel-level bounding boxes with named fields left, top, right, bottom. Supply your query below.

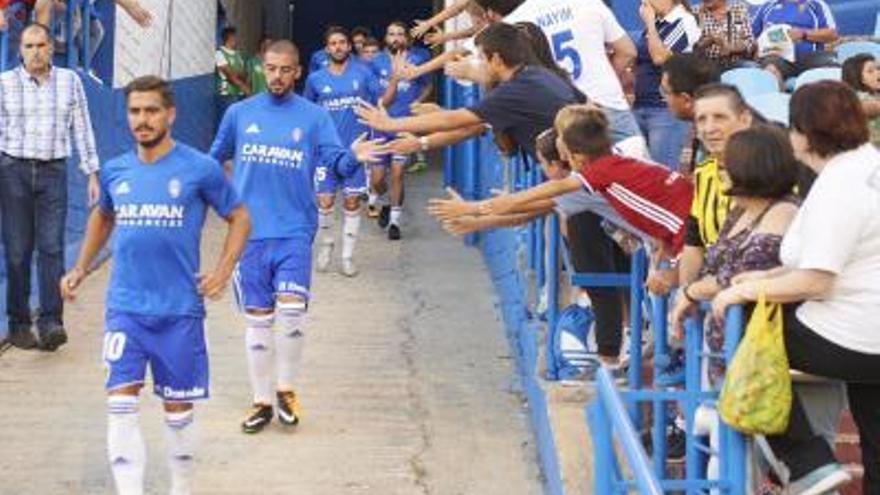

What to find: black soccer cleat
left=377, top=205, right=391, bottom=229
left=388, top=224, right=401, bottom=241
left=241, top=404, right=274, bottom=434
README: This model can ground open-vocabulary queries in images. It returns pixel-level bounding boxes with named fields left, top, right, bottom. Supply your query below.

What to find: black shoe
left=241, top=404, right=274, bottom=434
left=8, top=330, right=37, bottom=350
left=276, top=391, right=302, bottom=427
left=377, top=205, right=391, bottom=229
left=388, top=224, right=401, bottom=241
left=38, top=327, right=68, bottom=352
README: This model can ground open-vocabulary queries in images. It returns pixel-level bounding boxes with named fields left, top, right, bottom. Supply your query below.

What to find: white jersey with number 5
left=504, top=0, right=632, bottom=111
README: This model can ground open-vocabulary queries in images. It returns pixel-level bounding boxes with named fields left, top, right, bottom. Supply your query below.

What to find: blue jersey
left=752, top=0, right=836, bottom=60
left=209, top=92, right=360, bottom=240
left=303, top=61, right=382, bottom=146
left=309, top=49, right=330, bottom=73
left=370, top=49, right=432, bottom=118
left=98, top=144, right=241, bottom=317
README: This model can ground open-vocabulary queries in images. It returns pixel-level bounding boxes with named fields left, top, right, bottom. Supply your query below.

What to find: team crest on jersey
left=168, top=178, right=182, bottom=199
left=322, top=85, right=333, bottom=94
left=353, top=80, right=360, bottom=90
left=115, top=181, right=131, bottom=195
left=292, top=128, right=303, bottom=142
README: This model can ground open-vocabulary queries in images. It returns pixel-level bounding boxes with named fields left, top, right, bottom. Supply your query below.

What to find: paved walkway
left=0, top=169, right=542, bottom=495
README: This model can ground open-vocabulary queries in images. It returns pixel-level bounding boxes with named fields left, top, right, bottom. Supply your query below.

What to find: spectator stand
left=442, top=76, right=751, bottom=493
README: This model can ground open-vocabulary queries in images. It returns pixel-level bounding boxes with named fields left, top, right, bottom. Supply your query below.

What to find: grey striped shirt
left=0, top=66, right=99, bottom=174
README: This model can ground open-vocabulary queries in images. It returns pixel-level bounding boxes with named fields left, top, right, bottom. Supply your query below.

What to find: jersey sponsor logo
left=535, top=5, right=574, bottom=29
left=168, top=178, right=182, bottom=199
left=241, top=143, right=305, bottom=168
left=245, top=123, right=261, bottom=134
left=320, top=95, right=361, bottom=111
left=115, top=203, right=186, bottom=228
left=115, top=181, right=131, bottom=195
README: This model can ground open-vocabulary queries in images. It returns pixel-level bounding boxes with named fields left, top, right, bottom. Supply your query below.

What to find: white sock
left=275, top=302, right=306, bottom=391
left=368, top=192, right=378, bottom=207
left=245, top=317, right=275, bottom=405
left=342, top=210, right=360, bottom=260
left=107, top=395, right=145, bottom=495
left=390, top=206, right=403, bottom=227
left=164, top=410, right=196, bottom=495
left=318, top=208, right=334, bottom=247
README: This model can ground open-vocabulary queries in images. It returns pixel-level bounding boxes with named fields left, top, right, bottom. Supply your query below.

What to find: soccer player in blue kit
left=367, top=20, right=433, bottom=240
left=60, top=76, right=251, bottom=495
left=304, top=26, right=382, bottom=277
left=210, top=40, right=386, bottom=434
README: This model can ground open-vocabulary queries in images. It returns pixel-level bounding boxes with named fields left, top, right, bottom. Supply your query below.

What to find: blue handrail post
left=442, top=78, right=456, bottom=189
left=587, top=402, right=615, bottom=494
left=0, top=30, right=8, bottom=72
left=651, top=294, right=669, bottom=477
left=626, top=249, right=647, bottom=423
left=82, top=0, right=92, bottom=71
left=684, top=314, right=705, bottom=495
left=723, top=305, right=747, bottom=494
left=65, top=0, right=77, bottom=68
left=460, top=84, right=479, bottom=246
left=545, top=214, right=561, bottom=379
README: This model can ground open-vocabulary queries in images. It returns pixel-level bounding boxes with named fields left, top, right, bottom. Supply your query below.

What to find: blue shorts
left=315, top=164, right=367, bottom=196
left=233, top=237, right=313, bottom=311
left=103, top=310, right=209, bottom=401
left=372, top=131, right=410, bottom=167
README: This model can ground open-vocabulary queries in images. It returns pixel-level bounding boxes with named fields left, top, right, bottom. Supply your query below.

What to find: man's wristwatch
left=419, top=136, right=430, bottom=152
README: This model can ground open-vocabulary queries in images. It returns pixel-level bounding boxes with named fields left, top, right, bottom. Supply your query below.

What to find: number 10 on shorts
left=103, top=332, right=127, bottom=362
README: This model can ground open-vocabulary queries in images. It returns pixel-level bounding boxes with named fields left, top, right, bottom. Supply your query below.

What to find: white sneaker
left=317, top=243, right=333, bottom=272
left=340, top=257, right=358, bottom=277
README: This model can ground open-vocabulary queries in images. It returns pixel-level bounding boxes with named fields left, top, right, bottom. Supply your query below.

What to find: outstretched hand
left=355, top=100, right=396, bottom=132
left=427, top=187, right=477, bottom=221
left=411, top=19, right=432, bottom=40
left=351, top=132, right=390, bottom=163
left=442, top=216, right=485, bottom=236
left=386, top=133, right=421, bottom=156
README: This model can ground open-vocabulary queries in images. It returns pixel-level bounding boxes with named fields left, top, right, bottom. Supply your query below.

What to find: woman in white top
left=712, top=81, right=880, bottom=495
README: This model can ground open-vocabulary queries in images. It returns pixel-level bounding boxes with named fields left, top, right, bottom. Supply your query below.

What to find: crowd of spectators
left=352, top=0, right=880, bottom=493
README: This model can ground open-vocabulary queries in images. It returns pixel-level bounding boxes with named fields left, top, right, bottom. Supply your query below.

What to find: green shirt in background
left=216, top=46, right=246, bottom=96
left=859, top=92, right=880, bottom=147
left=247, top=56, right=267, bottom=94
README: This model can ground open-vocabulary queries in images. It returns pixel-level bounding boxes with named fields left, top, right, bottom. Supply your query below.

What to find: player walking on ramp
left=210, top=40, right=386, bottom=434
left=60, top=76, right=251, bottom=495
left=304, top=26, right=383, bottom=277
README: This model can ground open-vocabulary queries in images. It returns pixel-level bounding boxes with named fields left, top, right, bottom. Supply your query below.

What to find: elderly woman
left=712, top=81, right=880, bottom=494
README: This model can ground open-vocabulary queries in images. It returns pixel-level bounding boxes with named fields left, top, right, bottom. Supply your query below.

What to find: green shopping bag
left=718, top=292, right=792, bottom=435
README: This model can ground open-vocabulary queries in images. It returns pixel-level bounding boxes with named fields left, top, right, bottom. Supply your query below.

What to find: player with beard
left=210, top=40, right=387, bottom=434
left=304, top=26, right=383, bottom=277
left=367, top=20, right=433, bottom=240
left=60, top=75, right=251, bottom=495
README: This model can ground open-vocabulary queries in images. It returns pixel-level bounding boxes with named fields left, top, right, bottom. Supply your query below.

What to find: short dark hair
left=351, top=26, right=371, bottom=39
left=221, top=27, right=236, bottom=43
left=474, top=22, right=533, bottom=68
left=663, top=54, right=720, bottom=96
left=362, top=37, right=381, bottom=49
left=560, top=107, right=612, bottom=159
left=693, top=82, right=749, bottom=114
left=536, top=128, right=562, bottom=162
left=842, top=54, right=876, bottom=93
left=790, top=81, right=869, bottom=157
left=474, top=0, right=526, bottom=16
left=266, top=40, right=301, bottom=61
left=723, top=125, right=797, bottom=199
left=125, top=75, right=175, bottom=108
left=324, top=25, right=349, bottom=45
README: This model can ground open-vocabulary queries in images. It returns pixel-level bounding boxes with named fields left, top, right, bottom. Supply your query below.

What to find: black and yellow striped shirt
left=686, top=157, right=730, bottom=248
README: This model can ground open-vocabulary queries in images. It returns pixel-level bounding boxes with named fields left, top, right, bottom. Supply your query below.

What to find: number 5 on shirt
left=552, top=30, right=583, bottom=80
